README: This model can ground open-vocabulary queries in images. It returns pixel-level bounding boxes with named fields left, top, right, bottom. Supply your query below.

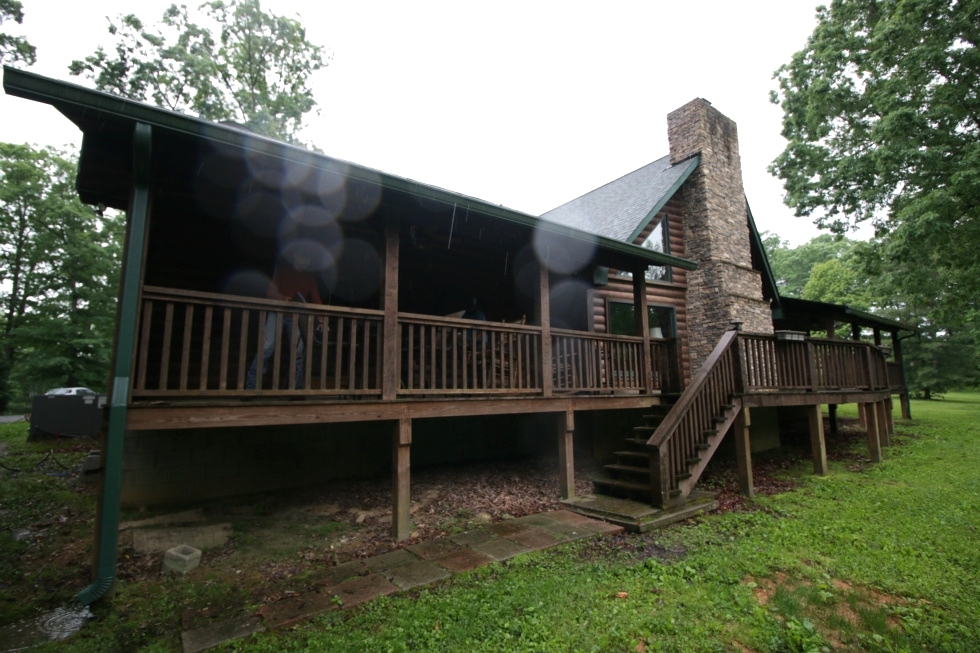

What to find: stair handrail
left=645, top=330, right=741, bottom=507
left=646, top=330, right=740, bottom=450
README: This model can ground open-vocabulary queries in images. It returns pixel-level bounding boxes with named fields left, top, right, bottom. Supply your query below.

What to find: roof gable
left=539, top=154, right=698, bottom=243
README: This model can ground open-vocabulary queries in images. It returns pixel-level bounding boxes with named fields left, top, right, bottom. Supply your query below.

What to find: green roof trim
left=746, top=201, right=781, bottom=310
left=626, top=155, right=699, bottom=243
left=3, top=66, right=697, bottom=272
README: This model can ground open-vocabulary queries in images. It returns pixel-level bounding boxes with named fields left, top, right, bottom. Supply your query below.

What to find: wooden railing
left=132, top=287, right=681, bottom=401
left=398, top=314, right=543, bottom=395
left=739, top=334, right=891, bottom=393
left=648, top=331, right=741, bottom=504
left=647, top=332, right=898, bottom=507
left=135, top=287, right=383, bottom=397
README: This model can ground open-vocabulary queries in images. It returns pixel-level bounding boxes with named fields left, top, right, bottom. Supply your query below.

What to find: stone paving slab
left=450, top=529, right=495, bottom=547
left=504, top=526, right=565, bottom=551
left=313, top=559, right=370, bottom=587
left=258, top=593, right=338, bottom=630
left=471, top=537, right=532, bottom=561
left=487, top=520, right=527, bottom=537
left=532, top=519, right=595, bottom=540
left=541, top=509, right=594, bottom=525
left=434, top=547, right=495, bottom=573
left=181, top=616, right=264, bottom=653
left=364, top=548, right=420, bottom=572
left=325, top=573, right=398, bottom=609
left=384, top=559, right=452, bottom=590
left=407, top=537, right=464, bottom=560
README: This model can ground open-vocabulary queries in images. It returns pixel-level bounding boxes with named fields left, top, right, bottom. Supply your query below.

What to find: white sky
left=2, top=0, right=832, bottom=246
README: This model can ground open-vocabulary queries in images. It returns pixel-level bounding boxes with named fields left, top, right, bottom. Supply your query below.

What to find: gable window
left=607, top=300, right=675, bottom=339
left=616, top=214, right=671, bottom=282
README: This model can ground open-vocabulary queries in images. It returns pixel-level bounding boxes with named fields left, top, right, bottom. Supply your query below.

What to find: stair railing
left=646, top=330, right=742, bottom=507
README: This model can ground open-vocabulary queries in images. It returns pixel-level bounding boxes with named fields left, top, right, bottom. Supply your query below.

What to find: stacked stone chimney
left=667, top=99, right=772, bottom=370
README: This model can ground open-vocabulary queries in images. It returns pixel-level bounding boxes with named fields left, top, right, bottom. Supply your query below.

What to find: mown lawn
left=5, top=393, right=980, bottom=652
left=230, top=395, right=980, bottom=653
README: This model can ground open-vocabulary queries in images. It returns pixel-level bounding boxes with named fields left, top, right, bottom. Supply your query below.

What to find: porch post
left=876, top=400, right=890, bottom=447
left=392, top=418, right=412, bottom=541
left=633, top=267, right=653, bottom=393
left=885, top=397, right=896, bottom=439
left=825, top=318, right=836, bottom=339
left=863, top=403, right=882, bottom=463
left=78, top=122, right=153, bottom=606
left=557, top=409, right=575, bottom=500
left=808, top=404, right=828, bottom=475
left=538, top=262, right=553, bottom=397
left=382, top=218, right=400, bottom=401
left=734, top=407, right=754, bottom=498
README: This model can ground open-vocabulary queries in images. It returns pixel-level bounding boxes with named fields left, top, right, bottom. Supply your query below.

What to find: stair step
left=624, top=437, right=649, bottom=447
left=614, top=450, right=650, bottom=461
left=593, top=478, right=652, bottom=494
left=703, top=429, right=718, bottom=438
left=668, top=488, right=683, bottom=498
left=633, top=425, right=656, bottom=435
left=676, top=472, right=692, bottom=481
left=604, top=463, right=649, bottom=476
left=685, top=457, right=701, bottom=466
left=696, top=442, right=711, bottom=451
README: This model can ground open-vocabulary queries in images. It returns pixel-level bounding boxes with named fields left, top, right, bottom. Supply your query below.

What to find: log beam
left=863, top=403, right=882, bottom=463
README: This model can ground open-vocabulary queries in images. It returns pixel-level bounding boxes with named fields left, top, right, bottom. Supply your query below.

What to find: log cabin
left=3, top=68, right=912, bottom=604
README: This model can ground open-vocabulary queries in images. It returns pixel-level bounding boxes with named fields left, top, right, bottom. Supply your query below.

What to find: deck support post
left=391, top=418, right=412, bottom=541
left=863, top=403, right=882, bottom=463
left=557, top=409, right=575, bottom=500
left=734, top=407, right=754, bottom=498
left=827, top=404, right=839, bottom=436
left=808, top=404, right=828, bottom=475
left=382, top=218, right=400, bottom=401
left=876, top=400, right=891, bottom=447
left=885, top=397, right=895, bottom=439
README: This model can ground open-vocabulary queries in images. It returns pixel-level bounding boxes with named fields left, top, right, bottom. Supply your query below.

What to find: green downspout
left=77, top=122, right=152, bottom=605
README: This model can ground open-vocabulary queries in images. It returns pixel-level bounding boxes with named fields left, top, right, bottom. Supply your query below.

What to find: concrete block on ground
left=383, top=560, right=451, bottom=591
left=132, top=523, right=232, bottom=554
left=164, top=545, right=202, bottom=575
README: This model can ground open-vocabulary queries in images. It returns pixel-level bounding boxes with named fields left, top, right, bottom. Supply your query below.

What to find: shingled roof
left=539, top=154, right=699, bottom=243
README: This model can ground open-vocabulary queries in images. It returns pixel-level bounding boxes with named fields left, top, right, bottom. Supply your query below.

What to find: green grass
left=4, top=394, right=980, bottom=652
left=221, top=394, right=980, bottom=652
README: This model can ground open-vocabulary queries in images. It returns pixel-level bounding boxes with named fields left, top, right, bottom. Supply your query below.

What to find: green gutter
left=3, top=66, right=695, bottom=272
left=76, top=122, right=152, bottom=606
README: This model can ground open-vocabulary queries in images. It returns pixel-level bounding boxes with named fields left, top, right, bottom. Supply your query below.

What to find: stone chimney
left=667, top=99, right=772, bottom=370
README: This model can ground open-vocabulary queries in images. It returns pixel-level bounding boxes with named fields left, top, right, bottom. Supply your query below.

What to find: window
left=616, top=215, right=671, bottom=282
left=607, top=301, right=674, bottom=339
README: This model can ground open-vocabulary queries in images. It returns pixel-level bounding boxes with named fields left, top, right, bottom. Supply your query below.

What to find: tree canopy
left=770, top=0, right=980, bottom=328
left=0, top=144, right=123, bottom=411
left=69, top=0, right=327, bottom=143
left=0, top=0, right=36, bottom=65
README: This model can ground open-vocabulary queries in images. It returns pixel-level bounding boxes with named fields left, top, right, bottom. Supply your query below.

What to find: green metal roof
left=3, top=66, right=697, bottom=273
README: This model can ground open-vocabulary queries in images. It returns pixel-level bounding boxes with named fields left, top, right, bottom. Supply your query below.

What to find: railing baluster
left=219, top=307, right=230, bottom=391
left=238, top=309, right=249, bottom=390
left=200, top=306, right=213, bottom=390
left=137, top=300, right=153, bottom=391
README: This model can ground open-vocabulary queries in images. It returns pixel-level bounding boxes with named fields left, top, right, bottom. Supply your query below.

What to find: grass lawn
left=3, top=393, right=980, bottom=652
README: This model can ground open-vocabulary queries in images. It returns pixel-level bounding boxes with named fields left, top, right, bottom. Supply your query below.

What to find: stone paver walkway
left=181, top=509, right=623, bottom=652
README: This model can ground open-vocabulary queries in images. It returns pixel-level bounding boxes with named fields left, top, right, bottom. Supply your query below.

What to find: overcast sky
left=2, top=0, right=834, bottom=245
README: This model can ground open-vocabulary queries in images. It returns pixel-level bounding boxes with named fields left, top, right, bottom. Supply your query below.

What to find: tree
left=762, top=232, right=858, bottom=298
left=69, top=0, right=327, bottom=143
left=0, top=0, right=36, bottom=65
left=0, top=144, right=123, bottom=411
left=770, top=0, right=980, bottom=328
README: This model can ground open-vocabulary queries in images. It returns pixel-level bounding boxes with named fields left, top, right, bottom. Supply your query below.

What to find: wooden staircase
left=593, top=330, right=746, bottom=508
